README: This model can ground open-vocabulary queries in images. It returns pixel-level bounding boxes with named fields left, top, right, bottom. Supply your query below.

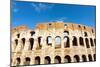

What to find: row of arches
left=15, top=54, right=96, bottom=66
left=14, top=36, right=96, bottom=50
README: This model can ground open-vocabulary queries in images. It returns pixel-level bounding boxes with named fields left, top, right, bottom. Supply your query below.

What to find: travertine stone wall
left=11, top=22, right=96, bottom=66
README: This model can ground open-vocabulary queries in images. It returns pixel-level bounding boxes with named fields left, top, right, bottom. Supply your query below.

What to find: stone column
left=24, top=39, right=30, bottom=51
left=33, top=37, right=38, bottom=50
left=16, top=39, right=22, bottom=52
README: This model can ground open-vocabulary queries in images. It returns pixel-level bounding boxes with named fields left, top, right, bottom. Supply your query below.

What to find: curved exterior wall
left=11, top=22, right=96, bottom=66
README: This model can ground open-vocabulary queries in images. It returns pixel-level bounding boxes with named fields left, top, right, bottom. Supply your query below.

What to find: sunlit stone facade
left=11, top=22, right=96, bottom=66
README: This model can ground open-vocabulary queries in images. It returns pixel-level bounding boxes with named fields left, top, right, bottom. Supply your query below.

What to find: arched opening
left=30, top=31, right=35, bottom=36
left=79, top=37, right=84, bottom=46
left=73, top=36, right=78, bottom=46
left=88, top=54, right=92, bottom=61
left=44, top=56, right=51, bottom=64
left=15, top=39, right=18, bottom=46
left=94, top=54, right=96, bottom=61
left=90, top=38, right=94, bottom=47
left=64, top=55, right=71, bottom=63
left=82, top=55, right=87, bottom=62
left=16, top=57, right=21, bottom=65
left=22, top=38, right=25, bottom=46
left=17, top=34, right=20, bottom=38
left=74, top=55, right=80, bottom=62
left=84, top=32, right=88, bottom=36
left=54, top=56, right=61, bottom=63
left=64, top=36, right=70, bottom=48
left=35, top=56, right=40, bottom=65
left=47, top=36, right=52, bottom=46
left=55, top=36, right=61, bottom=48
left=64, top=31, right=69, bottom=36
left=29, top=38, right=34, bottom=50
left=24, top=57, right=30, bottom=65
left=85, top=38, right=90, bottom=48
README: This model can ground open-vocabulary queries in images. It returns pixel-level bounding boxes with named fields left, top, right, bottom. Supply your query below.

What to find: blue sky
left=12, top=1, right=96, bottom=29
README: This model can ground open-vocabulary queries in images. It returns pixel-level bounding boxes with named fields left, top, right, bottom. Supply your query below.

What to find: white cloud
left=31, top=3, right=54, bottom=12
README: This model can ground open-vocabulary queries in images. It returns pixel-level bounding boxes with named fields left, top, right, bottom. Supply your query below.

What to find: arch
left=35, top=56, right=40, bottom=65
left=47, top=36, right=52, bottom=46
left=30, top=31, right=35, bottom=36
left=16, top=57, right=21, bottom=65
left=64, top=36, right=70, bottom=48
left=64, top=55, right=71, bottom=63
left=64, top=31, right=69, bottom=36
left=90, top=38, right=94, bottom=47
left=24, top=57, right=31, bottom=65
left=74, top=55, right=80, bottom=62
left=54, top=56, right=61, bottom=63
left=79, top=37, right=84, bottom=46
left=93, top=54, right=96, bottom=61
left=82, top=55, right=87, bottom=62
left=38, top=37, right=42, bottom=46
left=44, top=56, right=51, bottom=64
left=72, top=36, right=78, bottom=46
left=55, top=36, right=61, bottom=48
left=22, top=38, right=25, bottom=46
left=17, top=34, right=20, bottom=38
left=88, top=54, right=92, bottom=61
left=84, top=32, right=88, bottom=36
left=85, top=38, right=90, bottom=48
left=15, top=39, right=18, bottom=46
left=29, top=38, right=34, bottom=50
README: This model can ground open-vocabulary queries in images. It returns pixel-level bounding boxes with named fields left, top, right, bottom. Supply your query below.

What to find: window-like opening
left=24, top=57, right=30, bottom=65
left=17, top=34, right=20, bottom=38
left=35, top=56, right=40, bottom=65
left=82, top=55, right=87, bottom=62
left=78, top=25, right=81, bottom=28
left=84, top=26, right=86, bottom=29
left=90, top=38, right=94, bottom=47
left=38, top=37, right=42, bottom=47
left=64, top=55, right=71, bottom=63
left=85, top=38, right=90, bottom=48
left=64, top=24, right=67, bottom=26
left=84, top=32, right=88, bottom=37
left=30, top=31, right=35, bottom=36
left=44, top=56, right=51, bottom=64
left=16, top=57, right=20, bottom=65
left=55, top=36, right=61, bottom=48
left=29, top=38, right=34, bottom=50
left=92, top=29, right=94, bottom=33
left=64, top=31, right=69, bottom=36
left=54, top=56, right=61, bottom=63
left=88, top=54, right=92, bottom=61
left=15, top=39, right=18, bottom=46
left=79, top=37, right=84, bottom=46
left=94, top=54, right=96, bottom=61
left=64, top=36, right=70, bottom=48
left=22, top=38, right=25, bottom=46
left=47, top=36, right=52, bottom=46
left=73, top=36, right=78, bottom=46
left=74, top=55, right=80, bottom=62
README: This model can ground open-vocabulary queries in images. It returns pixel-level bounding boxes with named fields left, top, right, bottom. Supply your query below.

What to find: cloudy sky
left=11, top=1, right=96, bottom=29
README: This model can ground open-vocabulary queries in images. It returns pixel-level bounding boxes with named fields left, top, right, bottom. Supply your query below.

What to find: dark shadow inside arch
left=82, top=55, right=87, bottom=62
left=24, top=57, right=30, bottom=65
left=44, top=56, right=51, bottom=64
left=64, top=36, right=70, bottom=48
left=54, top=56, right=61, bottom=63
left=64, top=55, right=71, bottom=63
left=35, top=56, right=40, bottom=65
left=88, top=54, right=93, bottom=61
left=29, top=38, right=34, bottom=50
left=74, top=55, right=80, bottom=62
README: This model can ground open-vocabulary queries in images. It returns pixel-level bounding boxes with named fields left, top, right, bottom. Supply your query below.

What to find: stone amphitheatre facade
left=11, top=22, right=96, bottom=66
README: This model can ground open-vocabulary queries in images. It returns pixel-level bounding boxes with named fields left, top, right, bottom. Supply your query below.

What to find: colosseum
left=11, top=22, right=96, bottom=66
